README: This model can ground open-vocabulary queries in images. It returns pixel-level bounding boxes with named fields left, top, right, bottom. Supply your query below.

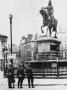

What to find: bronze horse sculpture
left=40, top=7, right=58, bottom=38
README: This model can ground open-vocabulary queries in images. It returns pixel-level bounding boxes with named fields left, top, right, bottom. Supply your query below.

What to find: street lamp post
left=9, top=13, right=13, bottom=54
left=9, top=13, right=13, bottom=65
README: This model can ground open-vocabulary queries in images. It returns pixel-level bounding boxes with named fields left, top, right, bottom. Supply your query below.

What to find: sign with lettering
left=7, top=54, right=16, bottom=59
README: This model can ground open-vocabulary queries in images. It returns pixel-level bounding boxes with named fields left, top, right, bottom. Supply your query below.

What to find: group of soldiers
left=6, top=63, right=34, bottom=88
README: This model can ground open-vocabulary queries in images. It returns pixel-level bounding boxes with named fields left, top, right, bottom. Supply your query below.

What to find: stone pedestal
left=37, top=35, right=61, bottom=60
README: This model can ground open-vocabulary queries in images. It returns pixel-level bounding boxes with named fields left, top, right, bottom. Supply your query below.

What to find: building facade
left=19, top=34, right=38, bottom=63
left=0, top=34, right=8, bottom=70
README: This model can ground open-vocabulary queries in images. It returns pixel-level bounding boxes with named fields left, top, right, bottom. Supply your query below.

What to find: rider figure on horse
left=47, top=0, right=53, bottom=17
left=43, top=0, right=53, bottom=21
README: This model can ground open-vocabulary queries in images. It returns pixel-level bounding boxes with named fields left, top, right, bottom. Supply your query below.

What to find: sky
left=0, top=0, right=67, bottom=45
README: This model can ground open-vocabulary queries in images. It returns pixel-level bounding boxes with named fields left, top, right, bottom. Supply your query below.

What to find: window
left=50, top=45, right=59, bottom=51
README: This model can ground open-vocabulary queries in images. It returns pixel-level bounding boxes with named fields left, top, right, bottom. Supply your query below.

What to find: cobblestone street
left=0, top=71, right=67, bottom=90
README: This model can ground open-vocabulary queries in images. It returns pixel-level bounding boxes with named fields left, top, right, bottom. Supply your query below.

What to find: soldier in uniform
left=17, top=64, right=25, bottom=88
left=7, top=64, right=15, bottom=88
left=26, top=63, right=34, bottom=88
left=11, top=65, right=15, bottom=88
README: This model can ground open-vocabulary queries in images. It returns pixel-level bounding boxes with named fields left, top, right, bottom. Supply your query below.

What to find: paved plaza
left=0, top=71, right=67, bottom=90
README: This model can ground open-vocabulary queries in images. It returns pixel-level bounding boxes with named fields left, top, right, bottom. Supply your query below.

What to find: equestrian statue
left=40, top=0, right=58, bottom=38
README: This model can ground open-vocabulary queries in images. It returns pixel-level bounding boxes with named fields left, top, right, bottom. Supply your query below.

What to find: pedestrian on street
left=26, top=63, right=34, bottom=88
left=17, top=64, right=25, bottom=88
left=6, top=64, right=15, bottom=88
left=11, top=65, right=15, bottom=88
